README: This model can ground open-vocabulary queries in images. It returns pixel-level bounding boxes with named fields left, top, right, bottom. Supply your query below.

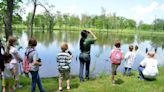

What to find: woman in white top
left=138, top=51, right=158, bottom=80
left=7, top=36, right=22, bottom=88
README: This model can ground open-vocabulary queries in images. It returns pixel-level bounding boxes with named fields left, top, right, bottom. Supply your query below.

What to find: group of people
left=109, top=40, right=159, bottom=85
left=0, top=37, right=44, bottom=92
left=0, top=30, right=159, bottom=92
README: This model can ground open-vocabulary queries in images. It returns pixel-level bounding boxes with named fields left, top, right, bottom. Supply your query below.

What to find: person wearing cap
left=138, top=51, right=159, bottom=80
left=79, top=30, right=97, bottom=82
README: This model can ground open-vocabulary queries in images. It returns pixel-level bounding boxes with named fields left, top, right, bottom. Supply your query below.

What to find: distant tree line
left=2, top=11, right=164, bottom=32
left=0, top=0, right=164, bottom=39
left=24, top=12, right=164, bottom=32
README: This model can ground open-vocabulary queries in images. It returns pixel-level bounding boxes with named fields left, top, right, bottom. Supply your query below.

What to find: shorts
left=2, top=78, right=14, bottom=87
left=12, top=63, right=19, bottom=80
left=111, top=64, right=119, bottom=75
left=59, top=69, right=70, bottom=80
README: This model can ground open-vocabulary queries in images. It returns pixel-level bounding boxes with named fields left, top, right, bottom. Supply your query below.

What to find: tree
left=13, top=14, right=23, bottom=25
left=101, top=7, right=106, bottom=29
left=138, top=23, right=152, bottom=30
left=40, top=4, right=56, bottom=31
left=29, top=0, right=38, bottom=37
left=25, top=13, right=32, bottom=29
left=0, top=0, right=22, bottom=40
left=153, top=18, right=164, bottom=31
left=56, top=11, right=63, bottom=28
left=81, top=14, right=92, bottom=28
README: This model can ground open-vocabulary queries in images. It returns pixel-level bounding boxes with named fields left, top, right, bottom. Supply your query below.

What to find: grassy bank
left=11, top=24, right=164, bottom=34
left=16, top=67, right=164, bottom=92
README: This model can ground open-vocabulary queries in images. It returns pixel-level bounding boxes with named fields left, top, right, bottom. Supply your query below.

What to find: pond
left=1, top=30, right=164, bottom=77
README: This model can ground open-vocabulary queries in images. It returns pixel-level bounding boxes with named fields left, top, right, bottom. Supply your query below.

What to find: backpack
left=110, top=49, right=123, bottom=64
left=23, top=49, right=35, bottom=74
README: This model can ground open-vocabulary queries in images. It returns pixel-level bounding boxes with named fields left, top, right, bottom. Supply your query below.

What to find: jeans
left=30, top=71, right=44, bottom=92
left=124, top=67, right=131, bottom=76
left=79, top=53, right=90, bottom=81
left=0, top=77, right=1, bottom=92
left=138, top=66, right=145, bottom=80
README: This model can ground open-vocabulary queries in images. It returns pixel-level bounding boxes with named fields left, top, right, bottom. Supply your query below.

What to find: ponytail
left=6, top=44, right=10, bottom=54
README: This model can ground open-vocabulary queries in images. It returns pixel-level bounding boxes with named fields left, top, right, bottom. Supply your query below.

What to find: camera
left=38, top=58, right=41, bottom=62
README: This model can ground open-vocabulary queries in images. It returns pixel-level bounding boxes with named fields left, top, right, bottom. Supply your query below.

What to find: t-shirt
left=10, top=46, right=18, bottom=64
left=26, top=48, right=39, bottom=71
left=82, top=38, right=95, bottom=53
left=140, top=58, right=159, bottom=78
left=3, top=62, right=14, bottom=78
left=124, top=51, right=136, bottom=68
left=57, top=52, right=72, bottom=70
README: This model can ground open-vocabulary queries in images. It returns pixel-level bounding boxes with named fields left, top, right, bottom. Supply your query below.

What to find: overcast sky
left=22, top=0, right=164, bottom=24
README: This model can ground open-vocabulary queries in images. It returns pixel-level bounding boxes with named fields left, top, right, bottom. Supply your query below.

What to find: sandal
left=67, top=86, right=70, bottom=91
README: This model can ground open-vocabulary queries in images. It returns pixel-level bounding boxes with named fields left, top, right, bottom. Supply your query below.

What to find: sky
left=22, top=0, right=164, bottom=24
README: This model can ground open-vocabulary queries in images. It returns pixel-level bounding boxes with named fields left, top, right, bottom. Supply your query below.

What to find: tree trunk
left=48, top=17, right=54, bottom=31
left=30, top=0, right=37, bottom=37
left=4, top=0, right=14, bottom=40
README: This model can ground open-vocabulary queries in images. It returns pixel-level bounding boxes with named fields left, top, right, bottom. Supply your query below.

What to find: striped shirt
left=57, top=52, right=72, bottom=70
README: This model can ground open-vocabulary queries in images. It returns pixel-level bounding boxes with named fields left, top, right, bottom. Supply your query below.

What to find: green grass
left=15, top=67, right=164, bottom=92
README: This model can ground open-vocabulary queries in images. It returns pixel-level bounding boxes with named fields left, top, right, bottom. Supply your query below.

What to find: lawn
left=16, top=67, right=164, bottom=92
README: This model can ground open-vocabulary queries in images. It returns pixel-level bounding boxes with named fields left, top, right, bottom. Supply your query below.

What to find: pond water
left=2, top=30, right=164, bottom=78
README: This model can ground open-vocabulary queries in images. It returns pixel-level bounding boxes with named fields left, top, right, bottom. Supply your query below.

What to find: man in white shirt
left=138, top=51, right=159, bottom=80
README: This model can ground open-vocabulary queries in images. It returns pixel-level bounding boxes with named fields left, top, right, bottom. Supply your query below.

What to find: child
left=124, top=45, right=136, bottom=76
left=57, top=42, right=72, bottom=91
left=109, top=40, right=123, bottom=85
left=2, top=53, right=16, bottom=92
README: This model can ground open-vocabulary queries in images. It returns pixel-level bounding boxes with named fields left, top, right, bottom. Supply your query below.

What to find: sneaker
left=16, top=84, right=23, bottom=88
left=67, top=86, right=70, bottom=90
left=80, top=79, right=84, bottom=82
left=112, top=80, right=115, bottom=85
left=58, top=87, right=62, bottom=92
left=85, top=77, right=89, bottom=80
left=67, top=86, right=70, bottom=91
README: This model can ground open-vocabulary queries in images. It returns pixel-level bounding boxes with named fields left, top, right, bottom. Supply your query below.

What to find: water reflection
left=1, top=31, right=164, bottom=77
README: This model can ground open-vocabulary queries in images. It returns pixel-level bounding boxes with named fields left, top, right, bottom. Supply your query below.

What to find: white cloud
left=56, top=4, right=85, bottom=16
left=130, top=1, right=164, bottom=23
left=159, top=3, right=164, bottom=10
left=132, top=1, right=159, bottom=15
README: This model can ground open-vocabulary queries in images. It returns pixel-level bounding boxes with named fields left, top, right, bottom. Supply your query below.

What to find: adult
left=26, top=38, right=44, bottom=92
left=138, top=51, right=159, bottom=80
left=79, top=30, right=97, bottom=82
left=7, top=36, right=22, bottom=88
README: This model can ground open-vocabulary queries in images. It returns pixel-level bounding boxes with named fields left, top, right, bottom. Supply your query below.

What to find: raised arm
left=88, top=30, right=97, bottom=40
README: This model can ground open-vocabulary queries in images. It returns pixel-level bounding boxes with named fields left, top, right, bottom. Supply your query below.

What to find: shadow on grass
left=115, top=78, right=124, bottom=85
left=145, top=78, right=157, bottom=81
